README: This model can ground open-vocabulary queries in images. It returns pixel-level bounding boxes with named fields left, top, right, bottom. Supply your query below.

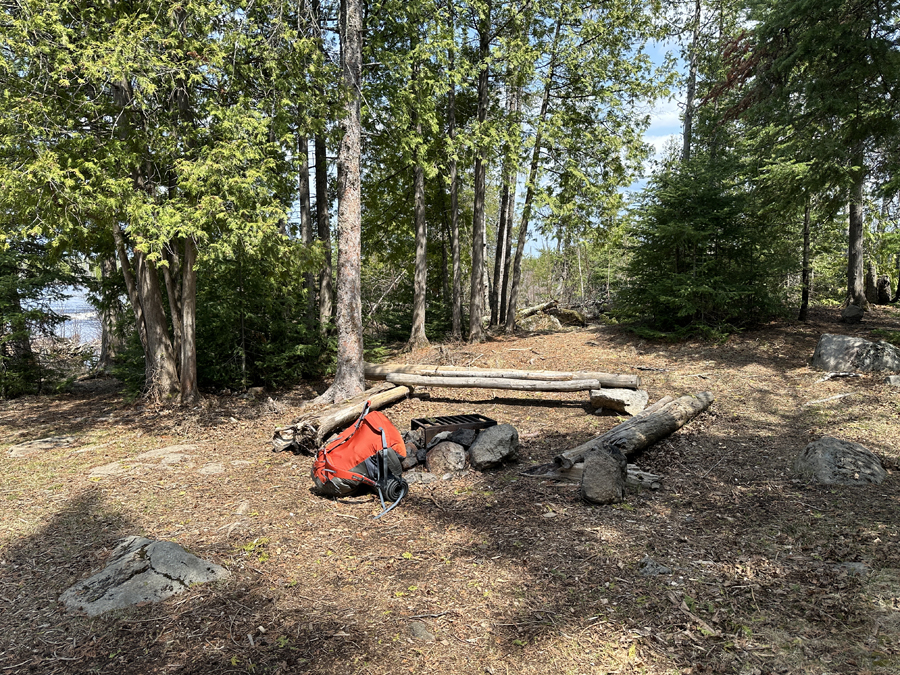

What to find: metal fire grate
left=410, top=414, right=497, bottom=445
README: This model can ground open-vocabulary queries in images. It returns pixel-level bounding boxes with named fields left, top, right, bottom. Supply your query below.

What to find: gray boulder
left=426, top=441, right=467, bottom=474
left=590, top=389, right=649, bottom=416
left=840, top=305, right=865, bottom=324
left=794, top=436, right=886, bottom=485
left=885, top=375, right=900, bottom=387
left=580, top=446, right=627, bottom=504
left=449, top=427, right=478, bottom=448
left=811, top=334, right=900, bottom=373
left=60, top=536, right=228, bottom=616
left=401, top=443, right=419, bottom=470
left=467, top=423, right=519, bottom=471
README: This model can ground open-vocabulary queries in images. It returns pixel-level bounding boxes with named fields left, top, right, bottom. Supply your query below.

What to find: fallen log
left=385, top=373, right=602, bottom=392
left=365, top=362, right=640, bottom=389
left=516, top=300, right=558, bottom=319
left=272, top=384, right=411, bottom=454
left=555, top=392, right=712, bottom=469
left=522, top=462, right=662, bottom=490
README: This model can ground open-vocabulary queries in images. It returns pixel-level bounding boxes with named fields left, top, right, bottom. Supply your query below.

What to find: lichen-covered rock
left=811, top=334, right=900, bottom=372
left=518, top=314, right=562, bottom=332
left=581, top=446, right=627, bottom=504
left=60, top=536, right=228, bottom=616
left=468, top=424, right=518, bottom=470
left=550, top=307, right=587, bottom=327
left=590, top=389, right=649, bottom=416
left=794, top=436, right=886, bottom=485
left=425, top=441, right=467, bottom=474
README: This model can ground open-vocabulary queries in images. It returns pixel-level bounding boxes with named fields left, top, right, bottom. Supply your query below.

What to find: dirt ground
left=1, top=306, right=899, bottom=675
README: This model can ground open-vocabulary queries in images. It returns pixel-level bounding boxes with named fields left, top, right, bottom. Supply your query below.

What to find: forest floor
left=1, top=306, right=899, bottom=675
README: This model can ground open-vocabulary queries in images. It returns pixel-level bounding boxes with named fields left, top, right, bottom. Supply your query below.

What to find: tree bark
left=469, top=0, right=492, bottom=343
left=365, top=362, right=641, bottom=388
left=505, top=16, right=561, bottom=333
left=111, top=221, right=147, bottom=352
left=499, top=87, right=519, bottom=324
left=328, top=0, right=366, bottom=402
left=161, top=245, right=183, bottom=371
left=180, top=236, right=199, bottom=404
left=134, top=249, right=180, bottom=399
left=299, top=135, right=316, bottom=326
left=847, top=149, right=867, bottom=308
left=97, top=255, right=124, bottom=372
left=682, top=0, right=701, bottom=164
left=446, top=2, right=462, bottom=339
left=313, top=0, right=333, bottom=332
left=798, top=199, right=811, bottom=321
left=555, top=393, right=712, bottom=469
left=491, top=79, right=516, bottom=327
left=407, top=89, right=429, bottom=351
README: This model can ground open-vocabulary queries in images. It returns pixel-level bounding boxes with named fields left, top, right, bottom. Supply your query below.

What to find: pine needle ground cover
left=1, top=307, right=898, bottom=674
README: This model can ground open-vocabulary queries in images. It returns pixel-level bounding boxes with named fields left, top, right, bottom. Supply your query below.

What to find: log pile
left=272, top=383, right=411, bottom=455
left=365, top=362, right=641, bottom=391
left=523, top=391, right=714, bottom=503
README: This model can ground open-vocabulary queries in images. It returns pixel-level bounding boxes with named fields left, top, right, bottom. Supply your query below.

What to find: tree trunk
left=407, top=94, right=429, bottom=351
left=97, top=255, right=124, bottom=372
left=469, top=0, right=492, bottom=343
left=447, top=4, right=462, bottom=339
left=180, top=236, right=199, bottom=404
left=505, top=17, right=561, bottom=333
left=798, top=200, right=811, bottom=321
left=847, top=150, right=867, bottom=308
left=299, top=135, right=316, bottom=326
left=682, top=0, right=701, bottom=163
left=111, top=221, right=147, bottom=352
left=555, top=392, right=713, bottom=469
left=499, top=87, right=519, bottom=324
left=491, top=80, right=516, bottom=327
left=313, top=0, right=333, bottom=332
left=365, top=362, right=641, bottom=388
left=134, top=249, right=180, bottom=399
left=328, top=0, right=365, bottom=402
left=161, top=245, right=183, bottom=372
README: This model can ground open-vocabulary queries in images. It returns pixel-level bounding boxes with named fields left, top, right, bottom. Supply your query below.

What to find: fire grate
left=410, top=414, right=497, bottom=446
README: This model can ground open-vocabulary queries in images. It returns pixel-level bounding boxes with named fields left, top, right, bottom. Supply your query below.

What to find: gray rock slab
left=89, top=462, right=130, bottom=478
left=405, top=471, right=438, bottom=485
left=794, top=436, right=886, bottom=485
left=8, top=435, right=76, bottom=458
left=134, top=445, right=197, bottom=461
left=198, top=462, right=226, bottom=475
left=426, top=441, right=467, bottom=474
left=639, top=556, right=672, bottom=576
left=60, top=536, right=228, bottom=616
left=590, top=389, right=649, bottom=416
left=885, top=375, right=900, bottom=386
left=812, top=334, right=900, bottom=373
left=581, top=447, right=626, bottom=505
left=409, top=620, right=435, bottom=642
left=468, top=424, right=519, bottom=471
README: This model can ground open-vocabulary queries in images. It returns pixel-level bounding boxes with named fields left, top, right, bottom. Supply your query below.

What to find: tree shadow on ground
left=1, top=366, right=898, bottom=673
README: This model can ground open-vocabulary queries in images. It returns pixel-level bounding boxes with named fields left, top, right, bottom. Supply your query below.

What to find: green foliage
left=195, top=236, right=329, bottom=391
left=0, top=240, right=79, bottom=397
left=619, top=151, right=795, bottom=335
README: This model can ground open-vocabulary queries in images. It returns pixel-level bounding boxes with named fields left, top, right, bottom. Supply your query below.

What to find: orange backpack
left=312, top=402, right=408, bottom=518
